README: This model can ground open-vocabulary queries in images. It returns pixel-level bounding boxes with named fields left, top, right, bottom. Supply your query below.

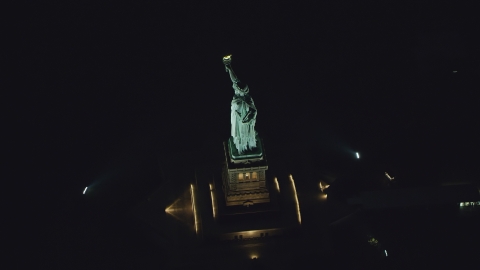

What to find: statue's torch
left=223, top=54, right=240, bottom=84
left=223, top=54, right=232, bottom=72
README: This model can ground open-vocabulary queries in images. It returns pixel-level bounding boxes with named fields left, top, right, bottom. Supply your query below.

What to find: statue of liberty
left=223, top=55, right=257, bottom=154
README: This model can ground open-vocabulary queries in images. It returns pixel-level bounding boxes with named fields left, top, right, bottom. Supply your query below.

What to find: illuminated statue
left=221, top=55, right=269, bottom=207
left=223, top=55, right=257, bottom=154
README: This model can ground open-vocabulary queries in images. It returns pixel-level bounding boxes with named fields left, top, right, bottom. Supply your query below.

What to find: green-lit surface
left=228, top=135, right=263, bottom=160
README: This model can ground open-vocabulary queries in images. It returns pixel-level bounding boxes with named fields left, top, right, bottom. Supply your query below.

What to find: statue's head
left=233, top=83, right=249, bottom=96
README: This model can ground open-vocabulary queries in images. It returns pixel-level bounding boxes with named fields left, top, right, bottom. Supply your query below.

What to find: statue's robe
left=231, top=91, right=257, bottom=154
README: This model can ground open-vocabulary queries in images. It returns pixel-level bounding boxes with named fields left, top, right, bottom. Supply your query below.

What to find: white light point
left=290, top=174, right=301, bottom=225
left=83, top=187, right=88, bottom=194
left=385, top=172, right=394, bottom=181
left=385, top=250, right=388, bottom=257
left=356, top=152, right=360, bottom=159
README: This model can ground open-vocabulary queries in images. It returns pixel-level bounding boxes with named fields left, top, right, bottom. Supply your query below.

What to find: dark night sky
left=11, top=1, right=480, bottom=266
left=16, top=3, right=478, bottom=168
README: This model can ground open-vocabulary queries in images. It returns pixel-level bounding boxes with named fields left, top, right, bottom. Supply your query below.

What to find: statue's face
left=235, top=89, right=245, bottom=96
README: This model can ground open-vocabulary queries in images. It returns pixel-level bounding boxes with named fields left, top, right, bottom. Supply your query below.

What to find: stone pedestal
left=222, top=135, right=270, bottom=206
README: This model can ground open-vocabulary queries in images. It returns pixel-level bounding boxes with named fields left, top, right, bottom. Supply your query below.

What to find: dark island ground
left=27, top=132, right=480, bottom=269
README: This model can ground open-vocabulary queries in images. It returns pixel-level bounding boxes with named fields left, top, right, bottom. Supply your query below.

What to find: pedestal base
left=222, top=136, right=270, bottom=207
left=224, top=190, right=270, bottom=206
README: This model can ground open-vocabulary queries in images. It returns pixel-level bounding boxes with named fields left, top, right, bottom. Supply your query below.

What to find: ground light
left=209, top=184, right=216, bottom=218
left=83, top=187, right=88, bottom=194
left=289, top=174, right=301, bottom=225
left=319, top=182, right=330, bottom=192
left=190, top=184, right=198, bottom=234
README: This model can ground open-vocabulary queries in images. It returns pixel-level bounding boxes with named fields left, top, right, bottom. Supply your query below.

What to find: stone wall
left=226, top=190, right=270, bottom=205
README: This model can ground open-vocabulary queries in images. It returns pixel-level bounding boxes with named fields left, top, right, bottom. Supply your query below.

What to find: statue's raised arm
left=223, top=55, right=249, bottom=92
left=223, top=55, right=238, bottom=83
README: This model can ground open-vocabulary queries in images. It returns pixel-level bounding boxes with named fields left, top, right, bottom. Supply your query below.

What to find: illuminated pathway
left=289, top=174, right=301, bottom=225
left=209, top=184, right=216, bottom=219
left=274, top=177, right=280, bottom=193
left=191, top=184, right=198, bottom=234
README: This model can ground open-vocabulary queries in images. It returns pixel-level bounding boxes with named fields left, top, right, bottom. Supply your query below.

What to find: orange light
left=191, top=184, right=198, bottom=234
left=209, top=184, right=216, bottom=218
left=319, top=182, right=329, bottom=192
left=290, top=174, right=301, bottom=224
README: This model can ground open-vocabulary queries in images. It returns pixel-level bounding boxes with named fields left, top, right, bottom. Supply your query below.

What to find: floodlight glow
left=83, top=187, right=88, bottom=194
left=356, top=152, right=360, bottom=159
left=319, top=182, right=330, bottom=192
left=289, top=174, right=301, bottom=225
left=190, top=184, right=198, bottom=234
left=209, top=184, right=216, bottom=218
left=165, top=201, right=177, bottom=213
left=274, top=177, right=280, bottom=192
left=385, top=250, right=388, bottom=257
left=385, top=172, right=394, bottom=181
